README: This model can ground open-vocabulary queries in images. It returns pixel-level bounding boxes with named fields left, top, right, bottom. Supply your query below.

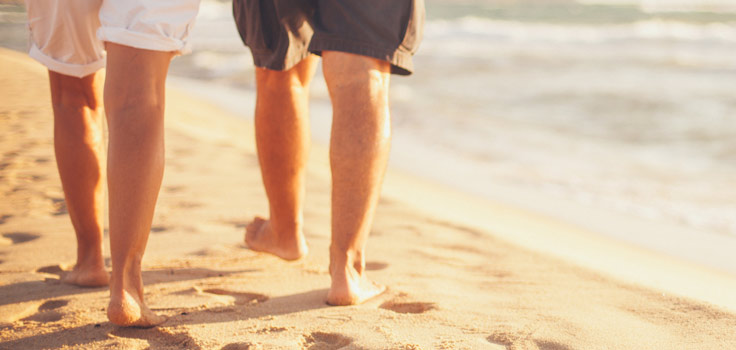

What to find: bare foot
left=326, top=266, right=386, bottom=306
left=245, top=217, right=308, bottom=261
left=107, top=289, right=166, bottom=328
left=61, top=265, right=109, bottom=287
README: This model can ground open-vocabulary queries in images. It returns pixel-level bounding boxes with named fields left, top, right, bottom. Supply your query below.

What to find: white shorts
left=25, top=0, right=200, bottom=78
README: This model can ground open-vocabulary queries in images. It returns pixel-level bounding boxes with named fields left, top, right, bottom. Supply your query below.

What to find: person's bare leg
left=49, top=71, right=109, bottom=287
left=245, top=56, right=319, bottom=261
left=322, top=52, right=391, bottom=305
left=103, top=43, right=172, bottom=327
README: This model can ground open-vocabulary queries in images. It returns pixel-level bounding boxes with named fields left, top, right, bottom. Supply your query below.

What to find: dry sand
left=1, top=47, right=735, bottom=349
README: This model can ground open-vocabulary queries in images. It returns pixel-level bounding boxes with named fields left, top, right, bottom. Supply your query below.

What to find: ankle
left=76, top=252, right=105, bottom=270
left=110, top=256, right=143, bottom=288
left=76, top=241, right=104, bottom=264
left=329, top=246, right=365, bottom=276
left=269, top=218, right=303, bottom=241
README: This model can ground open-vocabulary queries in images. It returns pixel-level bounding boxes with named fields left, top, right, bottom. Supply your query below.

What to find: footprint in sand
left=29, top=174, right=47, bottom=181
left=175, top=201, right=203, bottom=209
left=302, top=332, right=353, bottom=350
left=0, top=302, right=41, bottom=326
left=1, top=232, right=40, bottom=245
left=255, top=326, right=287, bottom=334
left=164, top=185, right=186, bottom=193
left=190, top=246, right=226, bottom=257
left=200, top=288, right=269, bottom=305
left=34, top=264, right=70, bottom=283
left=221, top=343, right=260, bottom=350
left=486, top=335, right=512, bottom=349
left=533, top=340, right=573, bottom=350
left=39, top=299, right=69, bottom=310
left=486, top=332, right=571, bottom=350
left=155, top=286, right=266, bottom=311
left=21, top=299, right=69, bottom=323
left=110, top=328, right=199, bottom=349
left=150, top=225, right=169, bottom=233
left=221, top=219, right=248, bottom=229
left=173, top=147, right=193, bottom=157
left=49, top=197, right=67, bottom=216
left=379, top=299, right=438, bottom=314
left=0, top=214, right=12, bottom=225
left=427, top=219, right=484, bottom=238
left=365, top=261, right=389, bottom=271
left=36, top=264, right=64, bottom=275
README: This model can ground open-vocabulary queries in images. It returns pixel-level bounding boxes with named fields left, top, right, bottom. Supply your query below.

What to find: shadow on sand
left=0, top=288, right=331, bottom=350
left=0, top=267, right=259, bottom=307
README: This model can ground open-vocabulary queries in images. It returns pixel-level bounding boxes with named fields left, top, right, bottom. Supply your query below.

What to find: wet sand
left=1, top=48, right=735, bottom=349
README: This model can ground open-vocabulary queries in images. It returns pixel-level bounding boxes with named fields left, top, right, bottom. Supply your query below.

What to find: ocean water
left=2, top=1, right=735, bottom=269
left=401, top=8, right=736, bottom=238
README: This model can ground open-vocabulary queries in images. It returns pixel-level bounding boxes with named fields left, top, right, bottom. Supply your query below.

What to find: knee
left=322, top=52, right=390, bottom=102
left=103, top=83, right=165, bottom=126
left=103, top=89, right=166, bottom=141
left=49, top=71, right=103, bottom=112
left=105, top=94, right=164, bottom=120
left=256, top=68, right=310, bottom=101
left=49, top=71, right=105, bottom=146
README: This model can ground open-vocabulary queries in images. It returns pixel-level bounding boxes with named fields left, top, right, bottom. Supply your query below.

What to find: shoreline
left=170, top=74, right=736, bottom=281
left=382, top=169, right=736, bottom=313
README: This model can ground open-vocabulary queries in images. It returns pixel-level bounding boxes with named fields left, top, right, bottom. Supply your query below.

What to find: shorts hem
left=28, top=43, right=106, bottom=78
left=97, top=27, right=192, bottom=55
left=309, top=35, right=414, bottom=76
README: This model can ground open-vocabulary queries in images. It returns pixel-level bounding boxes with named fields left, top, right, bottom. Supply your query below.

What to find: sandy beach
left=1, top=47, right=736, bottom=349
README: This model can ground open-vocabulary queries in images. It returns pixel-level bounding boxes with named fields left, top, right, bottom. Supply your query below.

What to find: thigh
left=25, top=0, right=105, bottom=78
left=309, top=0, right=425, bottom=76
left=232, top=0, right=316, bottom=71
left=98, top=0, right=201, bottom=54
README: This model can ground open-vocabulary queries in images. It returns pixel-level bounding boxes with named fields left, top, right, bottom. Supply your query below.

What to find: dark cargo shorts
left=232, top=0, right=424, bottom=75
